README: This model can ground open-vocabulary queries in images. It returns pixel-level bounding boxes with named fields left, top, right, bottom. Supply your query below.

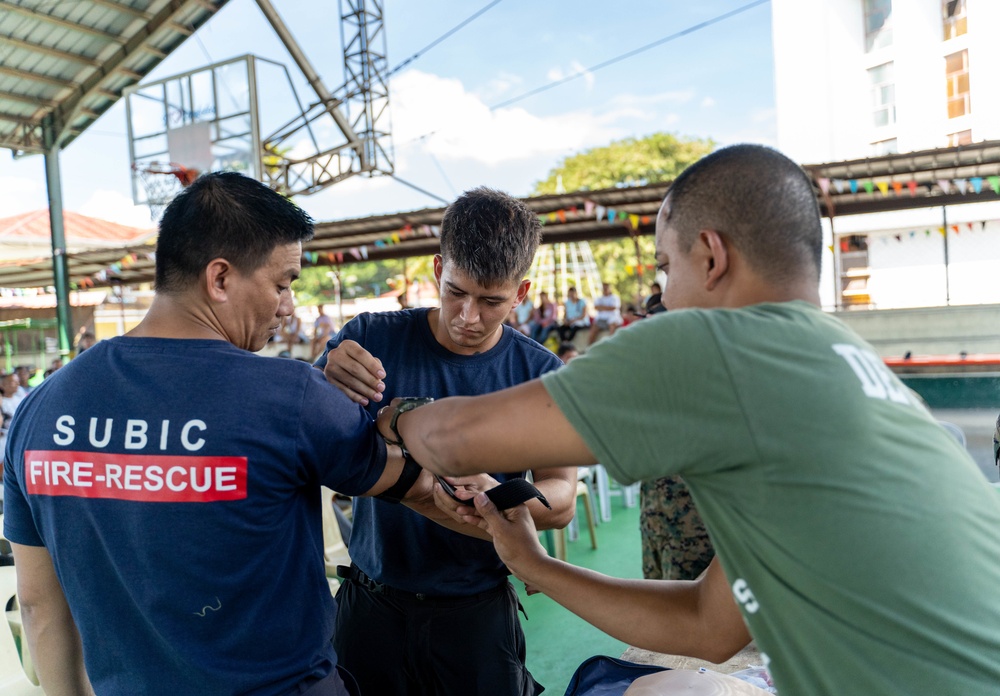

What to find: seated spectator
left=530, top=291, right=558, bottom=345
left=645, top=282, right=667, bottom=315
left=587, top=282, right=623, bottom=344
left=13, top=366, right=35, bottom=394
left=512, top=297, right=534, bottom=336
left=0, top=372, right=24, bottom=430
left=622, top=304, right=644, bottom=327
left=557, top=286, right=591, bottom=342
left=280, top=311, right=308, bottom=350
left=76, top=331, right=97, bottom=354
left=310, top=305, right=337, bottom=361
left=556, top=342, right=579, bottom=364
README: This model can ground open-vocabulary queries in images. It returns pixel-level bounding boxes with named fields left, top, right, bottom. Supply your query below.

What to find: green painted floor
left=518, top=495, right=643, bottom=695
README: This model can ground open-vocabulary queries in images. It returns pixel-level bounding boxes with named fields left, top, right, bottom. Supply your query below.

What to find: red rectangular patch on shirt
left=24, top=450, right=248, bottom=503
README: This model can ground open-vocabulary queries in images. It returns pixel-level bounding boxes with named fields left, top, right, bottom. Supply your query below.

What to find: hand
left=461, top=494, right=549, bottom=583
left=431, top=473, right=498, bottom=524
left=323, top=340, right=386, bottom=405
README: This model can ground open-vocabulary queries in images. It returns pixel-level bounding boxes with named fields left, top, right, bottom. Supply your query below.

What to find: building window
left=869, top=62, right=896, bottom=128
left=864, top=0, right=893, bottom=52
left=947, top=130, right=972, bottom=146
left=945, top=50, right=971, bottom=119
left=943, top=0, right=967, bottom=41
left=872, top=139, right=898, bottom=156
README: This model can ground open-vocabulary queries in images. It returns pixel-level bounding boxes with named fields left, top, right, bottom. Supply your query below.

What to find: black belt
left=337, top=564, right=505, bottom=603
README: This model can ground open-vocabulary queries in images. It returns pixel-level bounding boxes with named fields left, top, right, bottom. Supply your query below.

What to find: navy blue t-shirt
left=319, top=308, right=562, bottom=596
left=3, top=337, right=387, bottom=696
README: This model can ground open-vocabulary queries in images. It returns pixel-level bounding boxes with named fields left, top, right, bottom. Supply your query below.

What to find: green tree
left=533, top=132, right=714, bottom=305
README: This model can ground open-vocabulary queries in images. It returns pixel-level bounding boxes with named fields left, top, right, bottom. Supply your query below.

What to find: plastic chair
left=593, top=465, right=641, bottom=521
left=0, top=567, right=43, bottom=694
left=320, top=487, right=352, bottom=594
left=554, top=471, right=598, bottom=560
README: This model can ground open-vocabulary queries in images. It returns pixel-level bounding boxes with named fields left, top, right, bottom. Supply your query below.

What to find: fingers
left=324, top=341, right=386, bottom=405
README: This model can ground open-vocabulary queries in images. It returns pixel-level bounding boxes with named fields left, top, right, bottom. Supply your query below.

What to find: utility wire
left=491, top=0, right=769, bottom=110
left=386, top=0, right=504, bottom=79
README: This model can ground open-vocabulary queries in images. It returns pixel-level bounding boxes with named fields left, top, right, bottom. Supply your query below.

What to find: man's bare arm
left=468, top=496, right=751, bottom=662
left=378, top=380, right=597, bottom=477
left=11, top=543, right=95, bottom=696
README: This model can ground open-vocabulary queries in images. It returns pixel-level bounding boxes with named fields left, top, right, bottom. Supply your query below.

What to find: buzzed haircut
left=665, top=144, right=823, bottom=281
left=155, top=172, right=315, bottom=293
left=439, top=187, right=542, bottom=287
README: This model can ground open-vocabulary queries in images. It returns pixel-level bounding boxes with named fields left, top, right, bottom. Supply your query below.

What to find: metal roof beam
left=0, top=89, right=57, bottom=109
left=53, top=0, right=225, bottom=149
left=84, top=0, right=153, bottom=21
left=1, top=35, right=103, bottom=67
left=0, top=1, right=125, bottom=43
left=0, top=64, right=76, bottom=90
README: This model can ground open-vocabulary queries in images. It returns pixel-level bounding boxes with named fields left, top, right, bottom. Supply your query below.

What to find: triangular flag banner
left=584, top=200, right=595, bottom=216
left=967, top=222, right=974, bottom=232
left=349, top=248, right=360, bottom=260
left=641, top=216, right=651, bottom=225
left=827, top=244, right=834, bottom=253
left=326, top=253, right=335, bottom=263
left=849, top=180, right=859, bottom=194
left=892, top=181, right=902, bottom=195
left=360, top=246, right=369, bottom=260
left=938, top=179, right=952, bottom=194
left=907, top=180, right=917, bottom=196
left=557, top=210, right=566, bottom=223
left=955, top=179, right=968, bottom=194
left=618, top=210, right=628, bottom=221
left=925, top=229, right=931, bottom=236
left=607, top=209, right=616, bottom=223
left=595, top=205, right=606, bottom=221
left=547, top=212, right=557, bottom=223
left=833, top=179, right=845, bottom=193
left=909, top=231, right=915, bottom=238
left=391, top=233, right=401, bottom=244
left=817, top=177, right=830, bottom=195
left=952, top=225, right=959, bottom=235
left=970, top=177, right=983, bottom=194
left=894, top=234, right=901, bottom=242
left=336, top=252, right=344, bottom=264
left=938, top=227, right=946, bottom=237
left=989, top=176, right=1000, bottom=194
left=629, top=214, right=640, bottom=229
left=876, top=181, right=889, bottom=196
left=863, top=181, right=874, bottom=194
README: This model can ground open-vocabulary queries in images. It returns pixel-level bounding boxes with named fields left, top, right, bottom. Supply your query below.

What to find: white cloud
left=701, top=96, right=716, bottom=108
left=78, top=190, right=157, bottom=229
left=545, top=60, right=595, bottom=90
left=0, top=176, right=46, bottom=217
left=388, top=70, right=622, bottom=166
left=475, top=71, right=524, bottom=102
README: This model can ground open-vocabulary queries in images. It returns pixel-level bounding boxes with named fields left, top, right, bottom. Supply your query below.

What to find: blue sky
left=0, top=0, right=776, bottom=228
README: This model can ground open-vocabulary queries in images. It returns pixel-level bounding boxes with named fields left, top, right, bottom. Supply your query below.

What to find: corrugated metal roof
left=0, top=0, right=230, bottom=154
left=0, top=209, right=154, bottom=250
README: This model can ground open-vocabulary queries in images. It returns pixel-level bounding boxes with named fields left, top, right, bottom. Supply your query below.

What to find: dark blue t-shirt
left=3, top=337, right=387, bottom=696
left=319, top=308, right=562, bottom=595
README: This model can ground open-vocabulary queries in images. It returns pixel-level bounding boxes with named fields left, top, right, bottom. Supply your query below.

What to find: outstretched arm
left=465, top=494, right=751, bottom=663
left=11, top=543, right=95, bottom=696
left=377, top=380, right=596, bottom=477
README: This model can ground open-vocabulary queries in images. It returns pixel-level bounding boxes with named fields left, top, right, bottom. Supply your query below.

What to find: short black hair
left=439, top=187, right=542, bottom=287
left=556, top=342, right=578, bottom=359
left=665, top=144, right=822, bottom=282
left=155, top=172, right=314, bottom=293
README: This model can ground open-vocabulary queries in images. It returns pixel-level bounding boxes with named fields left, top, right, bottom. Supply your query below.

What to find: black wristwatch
left=387, top=397, right=434, bottom=449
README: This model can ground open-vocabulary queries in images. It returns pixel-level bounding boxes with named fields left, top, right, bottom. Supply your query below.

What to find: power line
left=386, top=0, right=505, bottom=79
left=491, top=0, right=770, bottom=110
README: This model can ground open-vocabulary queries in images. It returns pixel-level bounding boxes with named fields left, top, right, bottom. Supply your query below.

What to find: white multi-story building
left=772, top=0, right=1000, bottom=310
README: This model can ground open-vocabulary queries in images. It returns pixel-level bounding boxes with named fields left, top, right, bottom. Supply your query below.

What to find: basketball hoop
left=132, top=161, right=200, bottom=220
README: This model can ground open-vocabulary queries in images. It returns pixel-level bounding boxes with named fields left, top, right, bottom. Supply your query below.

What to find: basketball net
left=132, top=162, right=200, bottom=220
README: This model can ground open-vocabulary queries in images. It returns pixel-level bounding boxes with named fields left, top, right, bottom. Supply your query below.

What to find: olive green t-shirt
left=543, top=301, right=1000, bottom=696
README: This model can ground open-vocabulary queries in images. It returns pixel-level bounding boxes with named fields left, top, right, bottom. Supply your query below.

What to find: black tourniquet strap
left=485, top=478, right=551, bottom=511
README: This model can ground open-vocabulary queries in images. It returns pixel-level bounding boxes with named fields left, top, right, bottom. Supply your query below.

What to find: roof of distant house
left=0, top=210, right=155, bottom=251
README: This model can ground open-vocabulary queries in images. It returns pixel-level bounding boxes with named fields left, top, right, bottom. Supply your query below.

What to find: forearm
left=21, top=604, right=94, bottom=696
left=513, top=556, right=747, bottom=662
left=403, top=499, right=491, bottom=540
left=526, top=472, right=577, bottom=531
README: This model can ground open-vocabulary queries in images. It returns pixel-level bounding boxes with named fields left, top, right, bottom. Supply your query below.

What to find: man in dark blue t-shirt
left=318, top=187, right=577, bottom=695
left=3, top=173, right=429, bottom=696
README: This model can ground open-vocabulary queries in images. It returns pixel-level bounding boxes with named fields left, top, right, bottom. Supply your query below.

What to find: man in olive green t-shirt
left=379, top=144, right=1000, bottom=695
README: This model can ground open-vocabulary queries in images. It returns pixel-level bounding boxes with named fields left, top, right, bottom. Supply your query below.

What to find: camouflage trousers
left=639, top=475, right=715, bottom=581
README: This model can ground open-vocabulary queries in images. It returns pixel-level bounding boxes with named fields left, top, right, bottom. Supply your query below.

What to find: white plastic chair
left=321, top=487, right=351, bottom=594
left=0, top=567, right=43, bottom=694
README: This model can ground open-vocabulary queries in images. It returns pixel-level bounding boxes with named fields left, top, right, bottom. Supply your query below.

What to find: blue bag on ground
left=563, top=655, right=669, bottom=696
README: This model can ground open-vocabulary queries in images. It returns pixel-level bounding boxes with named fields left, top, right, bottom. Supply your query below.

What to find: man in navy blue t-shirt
left=318, top=187, right=577, bottom=695
left=3, top=173, right=429, bottom=696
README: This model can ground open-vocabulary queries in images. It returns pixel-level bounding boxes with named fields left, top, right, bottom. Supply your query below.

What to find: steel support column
left=42, top=115, right=74, bottom=358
